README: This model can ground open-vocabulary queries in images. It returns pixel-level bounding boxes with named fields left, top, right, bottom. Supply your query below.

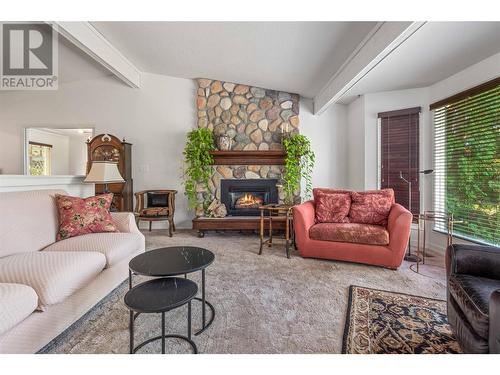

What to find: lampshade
left=84, top=161, right=125, bottom=183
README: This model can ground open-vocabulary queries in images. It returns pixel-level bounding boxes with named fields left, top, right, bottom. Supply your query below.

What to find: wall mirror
left=24, top=127, right=94, bottom=176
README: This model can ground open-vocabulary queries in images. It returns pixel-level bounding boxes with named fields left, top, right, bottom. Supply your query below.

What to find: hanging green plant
left=183, top=128, right=215, bottom=209
left=283, top=134, right=315, bottom=205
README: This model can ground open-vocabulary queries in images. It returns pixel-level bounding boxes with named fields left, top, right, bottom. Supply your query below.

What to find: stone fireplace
left=192, top=78, right=300, bottom=234
left=220, top=178, right=278, bottom=216
left=196, top=78, right=301, bottom=208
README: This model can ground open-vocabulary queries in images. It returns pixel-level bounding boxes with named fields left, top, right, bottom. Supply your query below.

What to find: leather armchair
left=446, top=244, right=500, bottom=353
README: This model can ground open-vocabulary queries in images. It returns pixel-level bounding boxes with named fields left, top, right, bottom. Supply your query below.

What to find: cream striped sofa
left=0, top=189, right=145, bottom=353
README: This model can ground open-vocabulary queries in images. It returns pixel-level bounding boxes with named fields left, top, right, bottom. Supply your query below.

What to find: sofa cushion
left=0, top=283, right=38, bottom=335
left=309, top=223, right=390, bottom=245
left=55, top=193, right=118, bottom=241
left=0, top=251, right=106, bottom=310
left=313, top=188, right=352, bottom=201
left=449, top=274, right=500, bottom=339
left=0, top=189, right=64, bottom=258
left=43, top=232, right=143, bottom=268
left=349, top=189, right=395, bottom=226
left=314, top=190, right=351, bottom=223
left=140, top=207, right=169, bottom=217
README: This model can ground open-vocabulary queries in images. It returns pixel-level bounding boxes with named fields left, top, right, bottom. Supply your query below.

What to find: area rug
left=41, top=230, right=447, bottom=353
left=342, top=285, right=462, bottom=354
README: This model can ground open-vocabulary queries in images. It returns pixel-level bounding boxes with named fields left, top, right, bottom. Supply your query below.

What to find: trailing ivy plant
left=283, top=134, right=315, bottom=205
left=183, top=128, right=215, bottom=210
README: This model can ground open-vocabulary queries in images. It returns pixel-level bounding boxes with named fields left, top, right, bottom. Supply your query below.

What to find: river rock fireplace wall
left=196, top=78, right=301, bottom=207
left=221, top=179, right=278, bottom=216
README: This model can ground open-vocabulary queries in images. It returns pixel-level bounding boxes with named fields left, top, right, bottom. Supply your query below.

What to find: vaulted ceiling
left=338, top=21, right=500, bottom=103
left=54, top=21, right=500, bottom=111
left=90, top=21, right=377, bottom=98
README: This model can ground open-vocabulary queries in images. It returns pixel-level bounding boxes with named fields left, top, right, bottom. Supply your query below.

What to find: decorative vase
left=216, top=135, right=232, bottom=151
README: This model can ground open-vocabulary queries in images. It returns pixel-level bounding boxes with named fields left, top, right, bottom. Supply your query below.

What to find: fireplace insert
left=220, top=179, right=278, bottom=216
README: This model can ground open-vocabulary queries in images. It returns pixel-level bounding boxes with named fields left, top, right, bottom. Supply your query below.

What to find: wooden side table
left=258, top=204, right=294, bottom=259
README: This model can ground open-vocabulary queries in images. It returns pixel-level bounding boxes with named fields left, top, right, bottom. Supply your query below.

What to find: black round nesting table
left=124, top=277, right=198, bottom=354
left=129, top=246, right=215, bottom=336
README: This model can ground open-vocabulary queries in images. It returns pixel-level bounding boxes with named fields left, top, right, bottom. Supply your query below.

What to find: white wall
left=300, top=98, right=348, bottom=192
left=0, top=70, right=351, bottom=228
left=430, top=52, right=500, bottom=104
left=346, top=52, right=500, bottom=251
left=0, top=72, right=197, bottom=228
left=346, top=96, right=365, bottom=190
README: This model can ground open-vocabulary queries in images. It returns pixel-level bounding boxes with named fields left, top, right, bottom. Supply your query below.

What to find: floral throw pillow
left=348, top=189, right=395, bottom=226
left=314, top=190, right=351, bottom=223
left=55, top=193, right=118, bottom=241
left=313, top=188, right=352, bottom=202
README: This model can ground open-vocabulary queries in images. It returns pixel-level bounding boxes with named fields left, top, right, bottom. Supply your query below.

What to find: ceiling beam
left=54, top=22, right=141, bottom=88
left=313, top=21, right=426, bottom=115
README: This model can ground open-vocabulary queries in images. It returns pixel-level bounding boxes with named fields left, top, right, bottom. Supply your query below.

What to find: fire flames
left=235, top=193, right=263, bottom=209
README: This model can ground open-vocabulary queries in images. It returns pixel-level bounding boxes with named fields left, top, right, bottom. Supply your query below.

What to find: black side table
left=129, top=246, right=215, bottom=335
left=124, top=277, right=198, bottom=354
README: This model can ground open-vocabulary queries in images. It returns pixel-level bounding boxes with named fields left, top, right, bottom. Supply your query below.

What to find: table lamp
left=84, top=161, right=125, bottom=193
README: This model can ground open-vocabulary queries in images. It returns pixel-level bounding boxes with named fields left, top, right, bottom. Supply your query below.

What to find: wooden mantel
left=209, top=150, right=286, bottom=165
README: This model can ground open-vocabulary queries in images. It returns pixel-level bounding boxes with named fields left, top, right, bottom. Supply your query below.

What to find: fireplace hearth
left=221, top=179, right=278, bottom=216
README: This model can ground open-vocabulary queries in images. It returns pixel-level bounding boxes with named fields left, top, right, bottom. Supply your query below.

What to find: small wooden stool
left=259, top=204, right=294, bottom=259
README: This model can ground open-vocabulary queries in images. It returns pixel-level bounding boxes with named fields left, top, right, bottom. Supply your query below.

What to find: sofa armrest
left=111, top=212, right=141, bottom=235
left=387, top=204, right=412, bottom=256
left=490, top=289, right=500, bottom=353
left=292, top=200, right=315, bottom=241
left=446, top=244, right=500, bottom=280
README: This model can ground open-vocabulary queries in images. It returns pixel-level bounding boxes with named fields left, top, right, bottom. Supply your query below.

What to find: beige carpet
left=42, top=230, right=447, bottom=354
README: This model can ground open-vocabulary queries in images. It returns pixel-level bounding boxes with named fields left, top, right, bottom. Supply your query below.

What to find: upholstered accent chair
left=446, top=244, right=500, bottom=353
left=134, top=190, right=177, bottom=237
left=293, top=188, right=413, bottom=269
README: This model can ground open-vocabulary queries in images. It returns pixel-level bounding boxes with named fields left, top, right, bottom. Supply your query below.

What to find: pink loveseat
left=293, top=190, right=412, bottom=269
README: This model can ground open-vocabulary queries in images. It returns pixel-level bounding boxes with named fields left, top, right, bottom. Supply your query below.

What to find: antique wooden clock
left=86, top=134, right=133, bottom=212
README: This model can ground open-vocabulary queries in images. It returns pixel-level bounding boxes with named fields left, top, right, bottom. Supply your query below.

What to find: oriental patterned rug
left=342, top=285, right=462, bottom=354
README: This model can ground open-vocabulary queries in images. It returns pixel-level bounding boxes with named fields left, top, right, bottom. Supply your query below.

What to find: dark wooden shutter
left=379, top=107, right=420, bottom=217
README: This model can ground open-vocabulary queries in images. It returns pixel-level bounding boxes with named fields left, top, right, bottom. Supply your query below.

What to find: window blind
left=379, top=107, right=420, bottom=217
left=431, top=78, right=499, bottom=246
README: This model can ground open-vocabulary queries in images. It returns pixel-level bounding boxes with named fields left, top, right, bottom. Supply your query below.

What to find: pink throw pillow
left=55, top=193, right=118, bottom=241
left=348, top=189, right=395, bottom=226
left=314, top=190, right=351, bottom=223
left=313, top=188, right=352, bottom=202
